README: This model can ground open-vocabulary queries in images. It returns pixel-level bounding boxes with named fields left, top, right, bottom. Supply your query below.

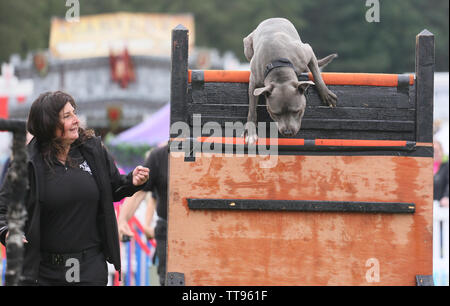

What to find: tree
left=0, top=0, right=448, bottom=72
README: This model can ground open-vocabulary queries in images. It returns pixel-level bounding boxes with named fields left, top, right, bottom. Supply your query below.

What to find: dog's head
left=254, top=80, right=314, bottom=137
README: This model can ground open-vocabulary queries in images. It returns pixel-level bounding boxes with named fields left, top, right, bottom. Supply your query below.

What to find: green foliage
left=106, top=142, right=151, bottom=170
left=103, top=133, right=150, bottom=169
left=0, top=0, right=448, bottom=73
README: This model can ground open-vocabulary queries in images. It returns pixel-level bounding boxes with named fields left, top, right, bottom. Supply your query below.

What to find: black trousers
left=38, top=252, right=108, bottom=286
left=154, top=219, right=167, bottom=286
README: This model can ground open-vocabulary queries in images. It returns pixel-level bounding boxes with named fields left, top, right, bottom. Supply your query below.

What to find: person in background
left=0, top=133, right=33, bottom=188
left=0, top=157, right=10, bottom=189
left=118, top=190, right=156, bottom=239
left=434, top=139, right=449, bottom=208
left=0, top=91, right=149, bottom=285
left=118, top=143, right=168, bottom=286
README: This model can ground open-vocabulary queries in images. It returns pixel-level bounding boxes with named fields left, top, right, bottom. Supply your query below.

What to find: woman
left=0, top=91, right=149, bottom=285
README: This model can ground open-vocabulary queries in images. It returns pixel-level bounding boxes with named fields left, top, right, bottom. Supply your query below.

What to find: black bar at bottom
left=187, top=199, right=415, bottom=214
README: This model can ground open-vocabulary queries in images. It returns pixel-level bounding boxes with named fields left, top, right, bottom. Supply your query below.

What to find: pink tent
left=111, top=103, right=170, bottom=146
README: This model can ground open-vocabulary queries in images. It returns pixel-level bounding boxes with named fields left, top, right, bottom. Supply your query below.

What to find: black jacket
left=0, top=136, right=143, bottom=284
left=434, top=161, right=449, bottom=201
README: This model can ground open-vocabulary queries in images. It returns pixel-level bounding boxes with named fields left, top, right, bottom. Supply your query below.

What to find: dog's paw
left=246, top=134, right=258, bottom=146
left=321, top=89, right=337, bottom=108
left=243, top=122, right=258, bottom=145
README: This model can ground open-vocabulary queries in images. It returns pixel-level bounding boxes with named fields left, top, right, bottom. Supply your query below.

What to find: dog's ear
left=296, top=81, right=315, bottom=94
left=253, top=84, right=274, bottom=97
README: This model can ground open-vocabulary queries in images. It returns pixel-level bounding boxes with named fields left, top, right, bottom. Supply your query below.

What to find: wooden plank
left=191, top=125, right=414, bottom=141
left=171, top=138, right=431, bottom=157
left=0, top=119, right=27, bottom=132
left=188, top=104, right=416, bottom=121
left=187, top=198, right=416, bottom=214
left=188, top=84, right=413, bottom=109
left=194, top=117, right=414, bottom=132
left=314, top=85, right=412, bottom=109
left=415, top=30, right=435, bottom=143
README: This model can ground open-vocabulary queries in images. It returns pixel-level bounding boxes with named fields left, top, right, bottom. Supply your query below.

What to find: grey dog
left=243, top=18, right=338, bottom=144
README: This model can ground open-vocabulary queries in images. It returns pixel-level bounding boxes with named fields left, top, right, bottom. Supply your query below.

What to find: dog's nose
left=282, top=129, right=294, bottom=136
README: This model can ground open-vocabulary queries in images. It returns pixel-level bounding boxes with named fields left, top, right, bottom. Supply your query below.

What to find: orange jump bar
left=197, top=137, right=304, bottom=146
left=314, top=139, right=407, bottom=147
left=188, top=70, right=251, bottom=83
left=188, top=70, right=414, bottom=87
left=196, top=137, right=408, bottom=147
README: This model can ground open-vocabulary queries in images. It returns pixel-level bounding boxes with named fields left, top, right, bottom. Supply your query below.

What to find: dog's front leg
left=244, top=81, right=259, bottom=145
left=308, top=56, right=337, bottom=107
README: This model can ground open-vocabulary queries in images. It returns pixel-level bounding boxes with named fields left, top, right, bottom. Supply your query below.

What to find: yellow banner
left=49, top=13, right=195, bottom=59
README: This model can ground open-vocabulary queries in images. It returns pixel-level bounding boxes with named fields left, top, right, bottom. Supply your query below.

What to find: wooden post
left=415, top=29, right=434, bottom=143
left=170, top=24, right=189, bottom=127
left=0, top=119, right=28, bottom=286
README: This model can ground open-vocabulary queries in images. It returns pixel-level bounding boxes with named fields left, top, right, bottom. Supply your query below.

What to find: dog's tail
left=318, top=53, right=338, bottom=70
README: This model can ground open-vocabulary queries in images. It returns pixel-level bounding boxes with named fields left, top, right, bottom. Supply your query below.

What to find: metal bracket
left=416, top=275, right=434, bottom=286
left=397, top=74, right=412, bottom=94
left=166, top=272, right=185, bottom=286
left=191, top=70, right=205, bottom=104
left=184, top=137, right=196, bottom=162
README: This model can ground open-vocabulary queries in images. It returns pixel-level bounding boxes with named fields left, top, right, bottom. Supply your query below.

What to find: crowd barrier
left=433, top=201, right=449, bottom=286
left=1, top=244, right=5, bottom=285
left=112, top=204, right=157, bottom=286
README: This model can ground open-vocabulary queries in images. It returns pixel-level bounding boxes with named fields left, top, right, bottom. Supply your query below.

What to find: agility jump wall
left=167, top=25, right=434, bottom=286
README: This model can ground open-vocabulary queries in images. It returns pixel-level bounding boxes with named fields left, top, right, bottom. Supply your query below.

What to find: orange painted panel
left=167, top=154, right=433, bottom=285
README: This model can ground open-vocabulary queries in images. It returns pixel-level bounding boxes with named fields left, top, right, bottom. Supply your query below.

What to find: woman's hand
left=440, top=197, right=449, bottom=208
left=118, top=220, right=134, bottom=242
left=143, top=225, right=155, bottom=240
left=132, top=166, right=150, bottom=186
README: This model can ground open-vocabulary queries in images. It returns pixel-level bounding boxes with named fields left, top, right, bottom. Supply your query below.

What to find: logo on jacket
left=79, top=160, right=92, bottom=175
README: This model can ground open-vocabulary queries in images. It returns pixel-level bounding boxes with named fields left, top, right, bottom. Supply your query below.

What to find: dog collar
left=264, top=58, right=295, bottom=78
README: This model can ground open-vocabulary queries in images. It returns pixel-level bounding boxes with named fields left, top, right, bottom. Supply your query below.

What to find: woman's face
left=55, top=102, right=80, bottom=145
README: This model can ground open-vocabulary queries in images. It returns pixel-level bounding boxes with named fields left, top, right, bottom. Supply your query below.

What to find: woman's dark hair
left=27, top=91, right=94, bottom=167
